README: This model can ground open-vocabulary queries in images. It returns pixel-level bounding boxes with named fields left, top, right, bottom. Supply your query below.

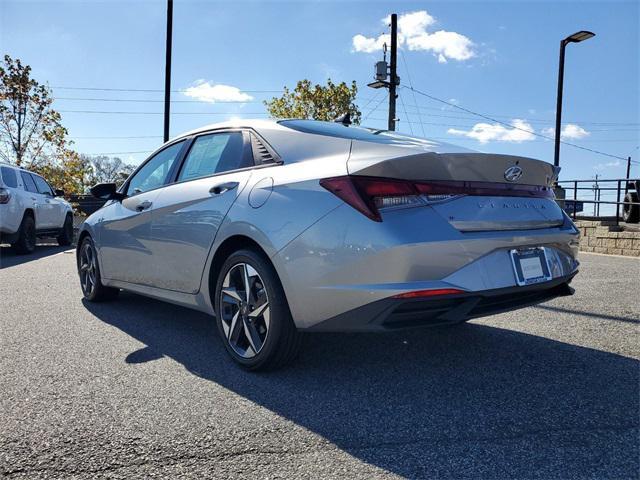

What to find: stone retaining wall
left=576, top=220, right=640, bottom=257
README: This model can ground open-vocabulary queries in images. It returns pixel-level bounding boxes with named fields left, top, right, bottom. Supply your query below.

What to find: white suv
left=0, top=162, right=74, bottom=254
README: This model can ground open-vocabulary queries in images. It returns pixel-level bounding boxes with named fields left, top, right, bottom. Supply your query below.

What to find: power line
left=401, top=85, right=628, bottom=161
left=54, top=96, right=268, bottom=104
left=50, top=91, right=638, bottom=127
left=375, top=98, right=639, bottom=126
left=58, top=110, right=270, bottom=115
left=399, top=50, right=426, bottom=137
left=383, top=102, right=640, bottom=128
left=398, top=91, right=414, bottom=135
left=362, top=95, right=388, bottom=122
left=83, top=150, right=153, bottom=155
left=55, top=100, right=639, bottom=130
left=66, top=133, right=636, bottom=143
left=357, top=90, right=383, bottom=117
left=52, top=86, right=282, bottom=93
left=69, top=135, right=162, bottom=139
left=392, top=110, right=640, bottom=130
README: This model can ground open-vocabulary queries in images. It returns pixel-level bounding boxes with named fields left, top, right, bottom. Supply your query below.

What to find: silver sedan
left=77, top=119, right=580, bottom=370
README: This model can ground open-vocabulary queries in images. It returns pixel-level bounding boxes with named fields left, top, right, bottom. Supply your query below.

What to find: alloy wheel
left=219, top=262, right=270, bottom=358
left=79, top=242, right=97, bottom=296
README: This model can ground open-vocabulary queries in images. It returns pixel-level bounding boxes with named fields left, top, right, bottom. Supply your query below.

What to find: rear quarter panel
left=197, top=153, right=349, bottom=307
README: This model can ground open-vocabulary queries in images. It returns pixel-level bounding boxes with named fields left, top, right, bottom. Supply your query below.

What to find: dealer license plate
left=510, top=247, right=552, bottom=286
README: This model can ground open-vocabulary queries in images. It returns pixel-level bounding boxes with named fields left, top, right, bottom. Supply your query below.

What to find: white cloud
left=385, top=10, right=436, bottom=38
left=448, top=119, right=536, bottom=143
left=182, top=80, right=253, bottom=103
left=406, top=30, right=475, bottom=61
left=593, top=160, right=621, bottom=171
left=351, top=33, right=390, bottom=53
left=542, top=123, right=590, bottom=140
left=352, top=10, right=475, bottom=62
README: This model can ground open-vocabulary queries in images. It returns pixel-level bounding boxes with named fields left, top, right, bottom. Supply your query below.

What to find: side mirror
left=90, top=183, right=125, bottom=201
left=54, top=189, right=65, bottom=197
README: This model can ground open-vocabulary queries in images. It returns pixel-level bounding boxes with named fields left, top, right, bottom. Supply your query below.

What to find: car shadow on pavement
left=0, top=243, right=72, bottom=269
left=83, top=292, right=639, bottom=478
left=533, top=304, right=640, bottom=324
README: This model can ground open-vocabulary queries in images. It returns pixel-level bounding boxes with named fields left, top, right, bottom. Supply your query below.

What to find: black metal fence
left=557, top=178, right=640, bottom=226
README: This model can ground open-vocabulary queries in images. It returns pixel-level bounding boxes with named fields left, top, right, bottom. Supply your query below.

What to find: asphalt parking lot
left=1, top=244, right=638, bottom=479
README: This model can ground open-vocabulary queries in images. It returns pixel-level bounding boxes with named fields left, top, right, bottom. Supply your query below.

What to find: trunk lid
left=347, top=140, right=564, bottom=231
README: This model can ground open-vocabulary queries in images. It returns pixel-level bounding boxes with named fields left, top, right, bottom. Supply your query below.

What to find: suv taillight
left=319, top=176, right=554, bottom=222
left=0, top=187, right=11, bottom=204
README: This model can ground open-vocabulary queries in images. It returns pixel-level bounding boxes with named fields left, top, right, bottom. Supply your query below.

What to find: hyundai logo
left=504, top=165, right=523, bottom=182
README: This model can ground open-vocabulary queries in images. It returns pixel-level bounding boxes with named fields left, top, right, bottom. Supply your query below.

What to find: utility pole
left=625, top=156, right=632, bottom=194
left=367, top=13, right=400, bottom=130
left=388, top=13, right=398, bottom=131
left=163, top=0, right=173, bottom=143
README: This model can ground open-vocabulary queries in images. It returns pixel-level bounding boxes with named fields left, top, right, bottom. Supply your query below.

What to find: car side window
left=1, top=167, right=18, bottom=188
left=127, top=141, right=184, bottom=195
left=20, top=171, right=38, bottom=193
left=33, top=175, right=54, bottom=195
left=177, top=132, right=249, bottom=182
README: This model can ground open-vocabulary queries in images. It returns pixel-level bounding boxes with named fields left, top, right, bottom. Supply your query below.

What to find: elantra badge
left=504, top=165, right=523, bottom=182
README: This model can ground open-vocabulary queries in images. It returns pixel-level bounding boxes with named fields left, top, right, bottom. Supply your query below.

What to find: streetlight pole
left=163, top=0, right=173, bottom=143
left=553, top=30, right=595, bottom=168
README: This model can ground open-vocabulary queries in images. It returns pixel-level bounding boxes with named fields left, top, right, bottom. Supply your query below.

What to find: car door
left=32, top=174, right=65, bottom=228
left=146, top=130, right=255, bottom=293
left=19, top=171, right=49, bottom=229
left=98, top=140, right=187, bottom=284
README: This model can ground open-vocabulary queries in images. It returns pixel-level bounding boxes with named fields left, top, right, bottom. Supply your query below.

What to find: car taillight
left=0, top=187, right=11, bottom=204
left=392, top=288, right=465, bottom=299
left=320, top=175, right=554, bottom=222
left=319, top=176, right=428, bottom=221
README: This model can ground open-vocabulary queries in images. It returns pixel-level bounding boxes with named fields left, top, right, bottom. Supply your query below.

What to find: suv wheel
left=214, top=249, right=301, bottom=371
left=622, top=192, right=639, bottom=223
left=78, top=237, right=119, bottom=301
left=57, top=214, right=74, bottom=246
left=12, top=214, right=36, bottom=254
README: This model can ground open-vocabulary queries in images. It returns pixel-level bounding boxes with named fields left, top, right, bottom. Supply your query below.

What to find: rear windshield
left=1, top=166, right=18, bottom=188
left=279, top=119, right=438, bottom=147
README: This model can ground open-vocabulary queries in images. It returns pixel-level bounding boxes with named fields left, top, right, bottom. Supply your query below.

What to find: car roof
left=171, top=118, right=475, bottom=154
left=0, top=162, right=41, bottom=175
left=174, top=118, right=286, bottom=140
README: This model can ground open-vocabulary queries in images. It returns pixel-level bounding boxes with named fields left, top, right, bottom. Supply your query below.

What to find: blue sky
left=2, top=0, right=638, bottom=181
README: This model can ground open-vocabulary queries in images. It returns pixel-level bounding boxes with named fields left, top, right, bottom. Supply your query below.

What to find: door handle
left=209, top=182, right=239, bottom=195
left=135, top=200, right=153, bottom=212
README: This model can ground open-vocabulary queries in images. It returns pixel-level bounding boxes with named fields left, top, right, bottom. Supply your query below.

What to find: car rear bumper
left=305, top=273, right=576, bottom=332
left=274, top=203, right=580, bottom=329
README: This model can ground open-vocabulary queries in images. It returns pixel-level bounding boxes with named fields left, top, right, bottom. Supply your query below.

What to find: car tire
left=622, top=192, right=639, bottom=223
left=57, top=214, right=74, bottom=246
left=214, top=248, right=301, bottom=371
left=77, top=236, right=119, bottom=302
left=12, top=213, right=36, bottom=254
